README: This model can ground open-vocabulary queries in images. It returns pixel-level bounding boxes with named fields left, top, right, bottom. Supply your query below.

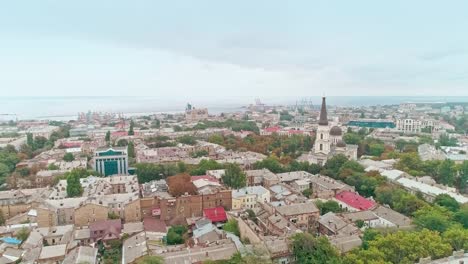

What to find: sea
left=1, top=96, right=468, bottom=121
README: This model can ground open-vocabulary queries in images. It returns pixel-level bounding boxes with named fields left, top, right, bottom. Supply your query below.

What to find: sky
left=1, top=1, right=468, bottom=98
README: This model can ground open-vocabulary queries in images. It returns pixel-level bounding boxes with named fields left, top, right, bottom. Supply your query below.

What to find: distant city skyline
left=1, top=1, right=468, bottom=97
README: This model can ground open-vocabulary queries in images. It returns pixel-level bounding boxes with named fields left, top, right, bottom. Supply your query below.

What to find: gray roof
left=341, top=210, right=379, bottom=222
left=39, top=244, right=67, bottom=260
left=232, top=186, right=269, bottom=199
left=275, top=202, right=319, bottom=216
left=372, top=205, right=412, bottom=228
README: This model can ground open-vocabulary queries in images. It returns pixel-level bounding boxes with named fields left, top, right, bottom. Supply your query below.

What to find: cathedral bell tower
left=314, top=97, right=331, bottom=155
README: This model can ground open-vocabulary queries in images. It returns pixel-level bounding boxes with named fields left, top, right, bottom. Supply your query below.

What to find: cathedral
left=299, top=97, right=358, bottom=165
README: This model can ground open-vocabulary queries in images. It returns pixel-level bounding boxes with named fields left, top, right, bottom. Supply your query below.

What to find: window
left=319, top=144, right=323, bottom=151
left=320, top=133, right=323, bottom=139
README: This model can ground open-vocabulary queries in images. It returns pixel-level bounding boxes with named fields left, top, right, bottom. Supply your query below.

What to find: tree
left=108, top=211, right=120, bottom=219
left=47, top=163, right=60, bottom=170
left=437, top=134, right=458, bottom=147
left=222, top=163, right=246, bottom=189
left=166, top=173, right=197, bottom=197
left=166, top=225, right=187, bottom=245
left=442, top=225, right=468, bottom=251
left=454, top=205, right=468, bottom=228
left=190, top=159, right=223, bottom=175
left=63, top=152, right=75, bottom=162
left=343, top=132, right=362, bottom=145
left=458, top=161, right=468, bottom=192
left=361, top=228, right=381, bottom=250
left=362, top=229, right=451, bottom=264
left=0, top=209, right=5, bottom=225
left=138, top=256, right=164, bottom=264
left=151, top=119, right=161, bottom=129
left=338, top=160, right=364, bottom=177
left=393, top=192, right=427, bottom=216
left=323, top=154, right=349, bottom=178
left=105, top=130, right=111, bottom=143
left=291, top=233, right=341, bottom=264
left=369, top=143, right=385, bottom=157
left=116, top=139, right=129, bottom=146
left=128, top=120, right=135, bottom=136
left=315, top=200, right=342, bottom=215
left=395, top=152, right=423, bottom=176
left=302, top=188, right=312, bottom=198
left=0, top=163, right=9, bottom=179
left=413, top=205, right=453, bottom=233
left=223, top=219, right=240, bottom=236
left=128, top=141, right=135, bottom=158
left=177, top=135, right=197, bottom=145
left=208, top=134, right=224, bottom=145
left=16, top=227, right=30, bottom=241
left=17, top=167, right=30, bottom=177
left=437, top=160, right=456, bottom=186
left=253, top=157, right=284, bottom=173
left=434, top=194, right=460, bottom=212
left=26, top=133, right=34, bottom=147
left=66, top=170, right=83, bottom=197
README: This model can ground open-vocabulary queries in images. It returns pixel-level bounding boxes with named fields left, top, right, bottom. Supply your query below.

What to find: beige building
left=275, top=202, right=320, bottom=231
left=37, top=193, right=141, bottom=227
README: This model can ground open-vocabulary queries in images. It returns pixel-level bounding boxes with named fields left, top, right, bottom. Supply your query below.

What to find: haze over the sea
left=1, top=96, right=468, bottom=121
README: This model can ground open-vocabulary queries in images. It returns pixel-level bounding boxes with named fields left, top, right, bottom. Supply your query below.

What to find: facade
left=93, top=146, right=129, bottom=176
left=232, top=186, right=271, bottom=210
left=274, top=202, right=320, bottom=231
left=396, top=118, right=440, bottom=133
left=347, top=119, right=395, bottom=128
left=140, top=190, right=232, bottom=224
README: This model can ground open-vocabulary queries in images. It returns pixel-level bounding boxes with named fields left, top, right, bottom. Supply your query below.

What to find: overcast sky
left=1, top=1, right=468, bottom=97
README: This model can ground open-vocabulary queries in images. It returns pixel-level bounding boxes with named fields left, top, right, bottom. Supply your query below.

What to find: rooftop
left=203, top=206, right=227, bottom=223
left=275, top=202, right=319, bottom=216
left=335, top=191, right=376, bottom=211
left=39, top=244, right=67, bottom=260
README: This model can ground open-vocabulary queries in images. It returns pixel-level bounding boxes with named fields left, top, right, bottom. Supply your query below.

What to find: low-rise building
left=334, top=191, right=377, bottom=212
left=62, top=246, right=98, bottom=264
left=274, top=202, right=320, bottom=231
left=232, top=186, right=271, bottom=210
left=90, top=219, right=122, bottom=243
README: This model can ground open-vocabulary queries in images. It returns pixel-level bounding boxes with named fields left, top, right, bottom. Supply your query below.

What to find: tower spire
left=318, top=97, right=328, bottom=126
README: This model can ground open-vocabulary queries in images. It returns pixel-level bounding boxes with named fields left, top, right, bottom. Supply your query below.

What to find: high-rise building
left=93, top=146, right=129, bottom=176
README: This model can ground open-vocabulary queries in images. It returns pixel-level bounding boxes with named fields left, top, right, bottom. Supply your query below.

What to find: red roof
left=111, top=131, right=128, bottom=137
left=61, top=142, right=82, bottom=148
left=191, top=175, right=219, bottom=184
left=335, top=191, right=376, bottom=211
left=288, top=130, right=304, bottom=135
left=203, top=207, right=227, bottom=223
left=264, top=126, right=281, bottom=133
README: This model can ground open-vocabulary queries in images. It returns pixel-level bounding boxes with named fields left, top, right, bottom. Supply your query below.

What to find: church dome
left=336, top=140, right=346, bottom=148
left=330, top=126, right=343, bottom=136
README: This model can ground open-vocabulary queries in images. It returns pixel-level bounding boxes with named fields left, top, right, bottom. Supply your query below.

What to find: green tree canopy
left=222, top=163, right=246, bottom=189
left=434, top=194, right=460, bottom=212
left=137, top=256, right=164, bottom=264
left=128, top=120, right=135, bottom=136
left=291, top=233, right=341, bottom=264
left=66, top=169, right=84, bottom=197
left=315, top=200, right=342, bottom=215
left=223, top=219, right=240, bottom=236
left=413, top=205, right=453, bottom=233
left=63, top=152, right=75, bottom=162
